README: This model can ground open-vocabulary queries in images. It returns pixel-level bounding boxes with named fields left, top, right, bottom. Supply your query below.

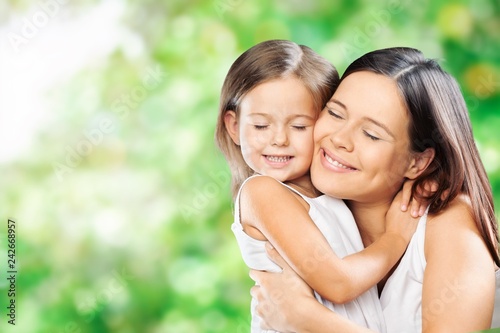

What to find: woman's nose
left=331, top=124, right=354, bottom=152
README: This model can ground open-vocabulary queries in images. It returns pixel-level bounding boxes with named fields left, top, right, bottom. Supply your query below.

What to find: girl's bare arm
left=240, top=176, right=416, bottom=303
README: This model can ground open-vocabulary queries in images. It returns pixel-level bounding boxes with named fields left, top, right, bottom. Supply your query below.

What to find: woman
left=250, top=47, right=500, bottom=332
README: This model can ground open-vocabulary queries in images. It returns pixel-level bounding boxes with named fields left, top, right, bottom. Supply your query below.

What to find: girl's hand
left=386, top=190, right=421, bottom=244
left=400, top=179, right=438, bottom=217
left=249, top=243, right=315, bottom=332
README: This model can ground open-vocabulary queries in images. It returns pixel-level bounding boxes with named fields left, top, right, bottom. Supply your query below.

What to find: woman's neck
left=345, top=199, right=391, bottom=247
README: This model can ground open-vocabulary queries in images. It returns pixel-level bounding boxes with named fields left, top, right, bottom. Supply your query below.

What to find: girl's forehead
left=239, top=77, right=316, bottom=115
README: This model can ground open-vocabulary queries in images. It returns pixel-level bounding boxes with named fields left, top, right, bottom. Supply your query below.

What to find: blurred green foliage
left=0, top=0, right=499, bottom=332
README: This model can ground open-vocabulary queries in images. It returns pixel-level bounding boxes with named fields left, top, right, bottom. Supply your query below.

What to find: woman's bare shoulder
left=425, top=195, right=487, bottom=258
left=422, top=195, right=495, bottom=332
left=427, top=195, right=474, bottom=228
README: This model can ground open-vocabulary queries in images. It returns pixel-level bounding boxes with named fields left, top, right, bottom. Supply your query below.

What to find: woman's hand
left=249, top=243, right=316, bottom=332
left=250, top=243, right=377, bottom=333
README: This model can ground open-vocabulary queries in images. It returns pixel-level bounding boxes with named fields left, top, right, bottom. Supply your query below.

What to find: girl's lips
left=263, top=155, right=294, bottom=167
left=320, top=149, right=357, bottom=172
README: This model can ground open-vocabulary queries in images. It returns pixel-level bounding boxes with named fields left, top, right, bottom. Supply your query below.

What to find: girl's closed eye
left=254, top=124, right=269, bottom=130
left=292, top=125, right=307, bottom=131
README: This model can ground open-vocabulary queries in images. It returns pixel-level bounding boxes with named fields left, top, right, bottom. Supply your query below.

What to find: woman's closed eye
left=363, top=130, right=380, bottom=141
left=327, top=109, right=344, bottom=119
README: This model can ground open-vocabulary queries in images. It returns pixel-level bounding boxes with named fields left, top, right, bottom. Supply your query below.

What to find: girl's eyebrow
left=288, top=114, right=316, bottom=121
left=248, top=113, right=316, bottom=121
left=247, top=112, right=270, bottom=117
left=329, top=98, right=395, bottom=138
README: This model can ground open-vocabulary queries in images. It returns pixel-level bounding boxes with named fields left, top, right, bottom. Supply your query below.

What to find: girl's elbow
left=322, top=285, right=357, bottom=304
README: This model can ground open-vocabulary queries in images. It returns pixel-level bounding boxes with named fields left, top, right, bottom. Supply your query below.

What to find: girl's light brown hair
left=215, top=40, right=339, bottom=197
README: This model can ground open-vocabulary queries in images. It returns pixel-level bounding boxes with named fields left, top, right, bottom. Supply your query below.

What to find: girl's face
left=225, top=77, right=317, bottom=184
left=311, top=71, right=415, bottom=203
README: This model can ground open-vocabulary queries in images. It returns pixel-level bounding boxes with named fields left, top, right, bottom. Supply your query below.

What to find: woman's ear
left=405, top=148, right=435, bottom=180
left=224, top=111, right=240, bottom=145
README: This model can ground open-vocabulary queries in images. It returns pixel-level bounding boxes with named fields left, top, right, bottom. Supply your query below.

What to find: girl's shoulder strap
left=235, top=174, right=312, bottom=207
left=234, top=174, right=262, bottom=220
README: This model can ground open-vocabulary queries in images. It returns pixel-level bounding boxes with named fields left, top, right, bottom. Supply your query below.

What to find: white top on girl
left=231, top=175, right=387, bottom=333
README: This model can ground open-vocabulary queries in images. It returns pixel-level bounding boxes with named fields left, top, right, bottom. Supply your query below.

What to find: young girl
left=215, top=40, right=422, bottom=332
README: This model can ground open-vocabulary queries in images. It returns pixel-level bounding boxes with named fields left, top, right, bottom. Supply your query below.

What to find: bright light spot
left=168, top=257, right=220, bottom=300
left=464, top=64, right=499, bottom=99
left=481, top=145, right=500, bottom=174
left=437, top=4, right=473, bottom=40
left=0, top=0, right=142, bottom=164
left=93, top=209, right=128, bottom=246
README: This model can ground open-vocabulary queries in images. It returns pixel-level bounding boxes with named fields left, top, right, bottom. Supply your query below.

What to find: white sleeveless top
left=380, top=210, right=500, bottom=332
left=231, top=176, right=386, bottom=333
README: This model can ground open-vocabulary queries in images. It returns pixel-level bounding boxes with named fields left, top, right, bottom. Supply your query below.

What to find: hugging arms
left=249, top=47, right=500, bottom=333
left=216, top=42, right=500, bottom=333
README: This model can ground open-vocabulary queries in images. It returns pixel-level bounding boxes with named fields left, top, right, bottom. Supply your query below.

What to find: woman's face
left=311, top=71, right=415, bottom=203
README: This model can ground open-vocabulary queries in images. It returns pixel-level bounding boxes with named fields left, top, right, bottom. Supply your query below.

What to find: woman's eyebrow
left=329, top=98, right=347, bottom=109
left=362, top=117, right=395, bottom=138
left=330, top=98, right=395, bottom=138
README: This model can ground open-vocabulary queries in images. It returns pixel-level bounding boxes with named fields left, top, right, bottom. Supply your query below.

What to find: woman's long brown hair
left=343, top=47, right=500, bottom=266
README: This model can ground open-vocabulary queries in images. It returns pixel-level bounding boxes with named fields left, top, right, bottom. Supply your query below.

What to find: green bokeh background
left=1, top=0, right=499, bottom=332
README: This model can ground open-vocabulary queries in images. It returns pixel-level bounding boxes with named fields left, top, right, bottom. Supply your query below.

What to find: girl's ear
left=405, top=148, right=435, bottom=180
left=224, top=111, right=240, bottom=145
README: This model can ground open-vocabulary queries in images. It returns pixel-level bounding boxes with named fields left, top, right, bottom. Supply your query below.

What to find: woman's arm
left=250, top=245, right=376, bottom=333
left=240, top=176, right=418, bottom=303
left=422, top=197, right=495, bottom=332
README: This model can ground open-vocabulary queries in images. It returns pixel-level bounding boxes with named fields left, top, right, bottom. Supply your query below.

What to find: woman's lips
left=320, top=149, right=357, bottom=172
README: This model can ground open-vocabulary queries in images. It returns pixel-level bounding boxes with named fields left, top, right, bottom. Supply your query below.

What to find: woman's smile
left=320, top=148, right=358, bottom=172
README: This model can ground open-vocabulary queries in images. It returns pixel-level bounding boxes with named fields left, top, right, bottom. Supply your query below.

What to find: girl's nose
left=272, top=127, right=289, bottom=146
